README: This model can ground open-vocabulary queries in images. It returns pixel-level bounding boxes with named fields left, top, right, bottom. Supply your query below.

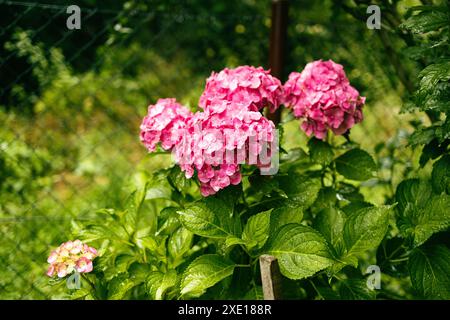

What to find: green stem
left=389, top=257, right=409, bottom=264
left=80, top=273, right=96, bottom=295
left=309, top=280, right=325, bottom=300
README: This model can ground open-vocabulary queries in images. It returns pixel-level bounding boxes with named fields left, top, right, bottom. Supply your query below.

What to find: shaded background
left=0, top=0, right=430, bottom=299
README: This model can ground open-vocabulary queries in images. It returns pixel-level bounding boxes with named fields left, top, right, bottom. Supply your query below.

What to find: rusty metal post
left=266, top=0, right=289, bottom=125
left=260, top=0, right=289, bottom=301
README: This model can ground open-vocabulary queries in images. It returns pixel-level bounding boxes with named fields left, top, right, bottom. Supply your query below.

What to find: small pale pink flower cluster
left=140, top=66, right=280, bottom=196
left=199, top=66, right=284, bottom=113
left=140, top=98, right=193, bottom=152
left=283, top=60, right=365, bottom=140
left=46, top=240, right=98, bottom=278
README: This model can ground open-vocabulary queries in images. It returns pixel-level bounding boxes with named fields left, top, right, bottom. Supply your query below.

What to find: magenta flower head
left=283, top=60, right=365, bottom=140
left=173, top=100, right=276, bottom=196
left=46, top=240, right=98, bottom=278
left=199, top=66, right=284, bottom=113
left=140, top=98, right=193, bottom=152
left=140, top=67, right=280, bottom=197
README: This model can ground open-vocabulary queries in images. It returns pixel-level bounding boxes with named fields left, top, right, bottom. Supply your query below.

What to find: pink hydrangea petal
left=57, top=264, right=68, bottom=278
left=140, top=98, right=193, bottom=153
left=47, top=251, right=58, bottom=264
left=199, top=66, right=283, bottom=112
left=75, top=257, right=93, bottom=273
left=46, top=265, right=55, bottom=277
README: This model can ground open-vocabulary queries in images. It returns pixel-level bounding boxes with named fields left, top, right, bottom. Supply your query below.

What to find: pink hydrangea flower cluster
left=173, top=100, right=275, bottom=196
left=140, top=98, right=193, bottom=152
left=46, top=240, right=98, bottom=278
left=283, top=60, right=365, bottom=140
left=199, top=66, right=284, bottom=113
left=140, top=66, right=279, bottom=197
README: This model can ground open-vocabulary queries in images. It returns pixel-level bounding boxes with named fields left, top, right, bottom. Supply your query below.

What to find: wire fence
left=0, top=0, right=410, bottom=299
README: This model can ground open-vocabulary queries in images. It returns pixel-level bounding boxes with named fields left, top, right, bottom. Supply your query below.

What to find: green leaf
left=418, top=62, right=450, bottom=94
left=266, top=224, right=334, bottom=280
left=243, top=286, right=264, bottom=300
left=412, top=194, right=450, bottom=247
left=248, top=174, right=287, bottom=199
left=180, top=254, right=235, bottom=298
left=408, top=245, right=450, bottom=299
left=108, top=273, right=143, bottom=300
left=177, top=198, right=237, bottom=239
left=77, top=224, right=126, bottom=243
left=157, top=207, right=181, bottom=236
left=168, top=166, right=189, bottom=192
left=400, top=5, right=449, bottom=33
left=69, top=288, right=92, bottom=300
left=135, top=235, right=158, bottom=252
left=146, top=272, right=163, bottom=299
left=279, top=147, right=310, bottom=171
left=396, top=179, right=431, bottom=214
left=122, top=188, right=146, bottom=235
left=400, top=8, right=449, bottom=34
left=214, top=184, right=243, bottom=210
left=314, top=207, right=345, bottom=250
left=413, top=62, right=450, bottom=112
left=432, top=155, right=450, bottom=194
left=311, top=187, right=337, bottom=214
left=242, top=210, right=271, bottom=249
left=146, top=270, right=178, bottom=300
left=312, top=284, right=340, bottom=300
left=403, top=45, right=432, bottom=61
left=335, top=149, right=377, bottom=181
left=114, top=254, right=136, bottom=274
left=338, top=279, right=376, bottom=300
left=419, top=139, right=446, bottom=167
left=337, top=183, right=365, bottom=203
left=396, top=179, right=450, bottom=246
left=270, top=200, right=304, bottom=233
left=308, top=138, right=334, bottom=166
left=276, top=175, right=321, bottom=208
left=409, top=126, right=437, bottom=146
left=376, top=237, right=409, bottom=277
left=341, top=201, right=373, bottom=216
left=343, top=206, right=392, bottom=261
left=224, top=237, right=247, bottom=248
left=145, top=170, right=173, bottom=200
left=168, top=227, right=193, bottom=266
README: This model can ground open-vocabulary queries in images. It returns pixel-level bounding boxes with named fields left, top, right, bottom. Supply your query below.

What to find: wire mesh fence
left=0, top=0, right=411, bottom=299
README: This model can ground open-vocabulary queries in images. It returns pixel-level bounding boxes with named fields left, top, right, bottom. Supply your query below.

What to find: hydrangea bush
left=49, top=54, right=450, bottom=299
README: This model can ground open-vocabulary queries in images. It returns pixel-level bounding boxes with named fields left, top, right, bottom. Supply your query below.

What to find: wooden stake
left=259, top=255, right=283, bottom=300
